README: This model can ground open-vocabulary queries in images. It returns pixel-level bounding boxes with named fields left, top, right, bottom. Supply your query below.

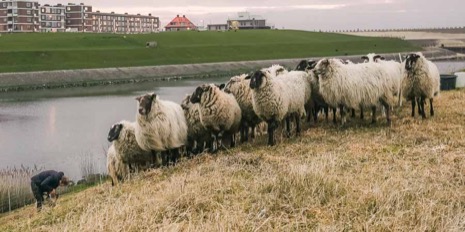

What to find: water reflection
left=0, top=76, right=231, bottom=180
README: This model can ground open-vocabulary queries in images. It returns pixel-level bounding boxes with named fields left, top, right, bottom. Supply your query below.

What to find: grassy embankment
left=0, top=87, right=463, bottom=231
left=0, top=30, right=418, bottom=73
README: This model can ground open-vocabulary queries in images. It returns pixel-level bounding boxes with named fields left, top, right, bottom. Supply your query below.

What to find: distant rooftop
left=228, top=12, right=264, bottom=21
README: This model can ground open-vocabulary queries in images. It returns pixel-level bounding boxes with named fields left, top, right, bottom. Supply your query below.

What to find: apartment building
left=64, top=2, right=91, bottom=32
left=0, top=1, right=160, bottom=33
left=0, top=0, right=40, bottom=33
left=90, top=11, right=159, bottom=34
left=39, top=3, right=65, bottom=32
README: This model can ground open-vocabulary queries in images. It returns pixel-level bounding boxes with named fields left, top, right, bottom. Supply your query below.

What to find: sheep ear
left=244, top=75, right=251, bottom=80
left=219, top=83, right=225, bottom=90
left=150, top=93, right=157, bottom=101
left=321, top=59, right=330, bottom=67
left=361, top=56, right=368, bottom=60
left=135, top=96, right=142, bottom=102
left=308, top=60, right=317, bottom=70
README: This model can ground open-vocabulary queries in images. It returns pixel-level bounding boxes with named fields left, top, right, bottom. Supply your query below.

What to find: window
left=84, top=7, right=88, bottom=11
left=67, top=20, right=70, bottom=24
left=58, top=16, right=61, bottom=20
left=41, top=15, right=45, bottom=20
left=26, top=2, right=31, bottom=7
left=27, top=17, right=32, bottom=23
left=41, top=8, right=45, bottom=13
left=57, top=22, right=61, bottom=27
left=27, top=10, right=31, bottom=15
left=57, top=9, right=61, bottom=14
left=41, top=22, right=46, bottom=26
left=66, top=7, right=70, bottom=11
left=2, top=3, right=6, bottom=7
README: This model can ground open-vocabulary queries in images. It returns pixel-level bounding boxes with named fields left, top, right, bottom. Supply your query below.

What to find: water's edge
left=0, top=48, right=459, bottom=92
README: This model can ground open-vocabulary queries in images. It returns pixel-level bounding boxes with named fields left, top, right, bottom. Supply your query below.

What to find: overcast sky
left=48, top=0, right=463, bottom=31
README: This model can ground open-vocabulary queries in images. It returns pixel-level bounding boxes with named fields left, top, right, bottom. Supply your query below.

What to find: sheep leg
left=381, top=101, right=392, bottom=126
left=324, top=106, right=329, bottom=122
left=169, top=148, right=180, bottom=165
left=429, top=98, right=434, bottom=116
left=230, top=133, right=236, bottom=148
left=416, top=97, right=423, bottom=118
left=419, top=97, right=426, bottom=119
left=295, top=114, right=301, bottom=136
left=244, top=126, right=249, bottom=142
left=371, top=106, right=377, bottom=124
left=313, top=106, right=319, bottom=124
left=332, top=108, right=337, bottom=124
left=285, top=116, right=291, bottom=138
left=161, top=151, right=169, bottom=166
left=267, top=119, right=277, bottom=146
left=251, top=125, right=256, bottom=139
left=411, top=98, right=416, bottom=117
left=351, top=109, right=356, bottom=118
left=360, top=108, right=364, bottom=120
left=339, top=105, right=346, bottom=125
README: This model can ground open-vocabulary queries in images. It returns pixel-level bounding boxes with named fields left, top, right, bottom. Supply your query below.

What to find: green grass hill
left=0, top=30, right=418, bottom=73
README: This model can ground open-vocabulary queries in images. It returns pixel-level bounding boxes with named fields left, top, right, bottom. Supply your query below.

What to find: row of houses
left=165, top=12, right=271, bottom=32
left=0, top=0, right=160, bottom=33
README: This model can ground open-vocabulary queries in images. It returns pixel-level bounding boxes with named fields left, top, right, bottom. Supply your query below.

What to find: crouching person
left=30, top=170, right=69, bottom=212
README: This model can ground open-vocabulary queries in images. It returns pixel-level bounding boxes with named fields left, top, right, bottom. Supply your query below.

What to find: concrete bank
left=0, top=48, right=458, bottom=92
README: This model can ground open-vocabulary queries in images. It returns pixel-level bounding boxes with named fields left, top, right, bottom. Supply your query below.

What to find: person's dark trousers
left=30, top=181, right=44, bottom=211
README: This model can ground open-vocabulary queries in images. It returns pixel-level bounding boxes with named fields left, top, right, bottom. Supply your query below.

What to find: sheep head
left=246, top=70, right=269, bottom=90
left=135, top=93, right=156, bottom=116
left=107, top=123, right=123, bottom=142
left=180, top=94, right=191, bottom=110
left=361, top=55, right=369, bottom=63
left=313, top=58, right=331, bottom=78
left=295, top=60, right=317, bottom=71
left=190, top=84, right=211, bottom=104
left=405, top=53, right=420, bottom=71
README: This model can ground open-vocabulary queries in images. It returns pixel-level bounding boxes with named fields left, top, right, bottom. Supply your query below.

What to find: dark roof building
left=164, top=14, right=196, bottom=31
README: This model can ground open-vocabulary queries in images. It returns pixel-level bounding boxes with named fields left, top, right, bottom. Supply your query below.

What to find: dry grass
left=1, top=89, right=464, bottom=231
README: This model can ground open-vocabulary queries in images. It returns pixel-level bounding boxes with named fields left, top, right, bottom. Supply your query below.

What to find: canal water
left=0, top=61, right=464, bottom=181
left=0, top=76, right=230, bottom=180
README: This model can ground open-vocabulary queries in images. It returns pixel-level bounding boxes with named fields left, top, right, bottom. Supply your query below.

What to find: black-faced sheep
left=135, top=93, right=188, bottom=165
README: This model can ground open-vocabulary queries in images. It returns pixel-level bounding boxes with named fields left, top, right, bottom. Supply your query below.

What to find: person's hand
left=50, top=189, right=57, bottom=198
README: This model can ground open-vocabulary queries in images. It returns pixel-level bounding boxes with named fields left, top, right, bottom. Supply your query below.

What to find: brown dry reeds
left=1, top=88, right=464, bottom=231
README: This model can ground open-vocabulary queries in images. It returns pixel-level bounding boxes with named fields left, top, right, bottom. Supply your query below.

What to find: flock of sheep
left=106, top=52, right=440, bottom=185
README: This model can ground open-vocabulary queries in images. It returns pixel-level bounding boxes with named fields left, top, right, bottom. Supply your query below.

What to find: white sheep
left=314, top=58, right=395, bottom=126
left=190, top=84, right=242, bottom=152
left=180, top=94, right=213, bottom=154
left=402, top=52, right=440, bottom=118
left=264, top=64, right=289, bottom=77
left=135, top=93, right=188, bottom=165
left=223, top=74, right=263, bottom=143
left=246, top=68, right=312, bottom=146
left=107, top=120, right=153, bottom=171
left=106, top=145, right=129, bottom=186
left=362, top=53, right=404, bottom=107
left=295, top=59, right=337, bottom=123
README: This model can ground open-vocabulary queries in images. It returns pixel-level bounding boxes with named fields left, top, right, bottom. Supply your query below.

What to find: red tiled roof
left=165, top=15, right=197, bottom=29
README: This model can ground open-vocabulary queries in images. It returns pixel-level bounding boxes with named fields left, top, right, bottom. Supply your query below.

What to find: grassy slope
left=1, top=89, right=464, bottom=231
left=0, top=30, right=418, bottom=73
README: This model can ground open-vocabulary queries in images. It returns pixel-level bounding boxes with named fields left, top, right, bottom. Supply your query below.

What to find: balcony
left=7, top=21, right=13, bottom=24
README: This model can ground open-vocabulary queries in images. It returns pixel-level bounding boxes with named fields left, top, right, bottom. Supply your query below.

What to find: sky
left=46, top=0, right=464, bottom=31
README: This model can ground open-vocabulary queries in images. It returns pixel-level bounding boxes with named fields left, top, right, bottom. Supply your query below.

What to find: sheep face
left=405, top=53, right=420, bottom=71
left=223, top=76, right=242, bottom=94
left=216, top=83, right=226, bottom=90
left=181, top=95, right=191, bottom=110
left=361, top=56, right=369, bottom=63
left=190, top=84, right=210, bottom=104
left=295, top=60, right=317, bottom=71
left=108, top=123, right=123, bottom=142
left=247, top=70, right=269, bottom=89
left=313, top=59, right=331, bottom=79
left=135, top=93, right=156, bottom=116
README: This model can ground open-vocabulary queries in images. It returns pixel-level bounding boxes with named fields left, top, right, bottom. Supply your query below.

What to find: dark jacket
left=31, top=170, right=64, bottom=193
